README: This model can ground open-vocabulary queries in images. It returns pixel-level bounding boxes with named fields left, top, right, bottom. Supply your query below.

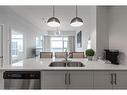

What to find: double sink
left=49, top=61, right=85, bottom=67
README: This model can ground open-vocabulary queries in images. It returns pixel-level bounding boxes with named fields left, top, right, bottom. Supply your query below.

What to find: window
left=36, top=36, right=43, bottom=56
left=51, top=36, right=68, bottom=52
left=11, top=41, right=18, bottom=55
left=11, top=31, right=24, bottom=63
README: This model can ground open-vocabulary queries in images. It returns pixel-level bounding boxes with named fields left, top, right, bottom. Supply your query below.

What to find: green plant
left=85, top=49, right=95, bottom=56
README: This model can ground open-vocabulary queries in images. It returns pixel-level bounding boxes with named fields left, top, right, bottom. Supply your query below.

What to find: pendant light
left=87, top=36, right=91, bottom=49
left=70, top=6, right=83, bottom=27
left=47, top=6, right=60, bottom=27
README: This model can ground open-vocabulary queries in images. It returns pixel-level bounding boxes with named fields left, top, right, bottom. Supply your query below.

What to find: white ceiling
left=9, top=6, right=95, bottom=33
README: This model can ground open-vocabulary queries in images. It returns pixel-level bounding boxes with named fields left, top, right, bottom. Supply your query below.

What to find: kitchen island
left=1, top=57, right=127, bottom=89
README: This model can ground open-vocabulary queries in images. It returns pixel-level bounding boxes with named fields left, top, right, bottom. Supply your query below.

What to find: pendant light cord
left=76, top=5, right=77, bottom=17
left=53, top=6, right=55, bottom=17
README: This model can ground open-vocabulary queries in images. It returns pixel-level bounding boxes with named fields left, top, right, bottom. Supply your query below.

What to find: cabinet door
left=41, top=71, right=67, bottom=89
left=68, top=71, right=93, bottom=89
left=94, top=71, right=113, bottom=89
left=113, top=71, right=127, bottom=89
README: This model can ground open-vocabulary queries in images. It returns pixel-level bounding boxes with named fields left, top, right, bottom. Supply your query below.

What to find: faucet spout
left=64, top=51, right=68, bottom=62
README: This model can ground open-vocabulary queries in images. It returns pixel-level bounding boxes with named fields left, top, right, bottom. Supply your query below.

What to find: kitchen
left=0, top=6, right=127, bottom=90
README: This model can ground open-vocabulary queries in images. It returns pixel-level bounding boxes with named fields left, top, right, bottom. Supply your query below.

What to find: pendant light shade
left=70, top=17, right=83, bottom=27
left=70, top=6, right=83, bottom=27
left=47, top=17, right=60, bottom=27
left=47, top=6, right=60, bottom=27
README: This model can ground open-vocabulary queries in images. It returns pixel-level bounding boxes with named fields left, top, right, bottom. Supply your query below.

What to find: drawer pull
left=69, top=73, right=71, bottom=85
left=65, top=73, right=67, bottom=85
left=115, top=73, right=117, bottom=85
left=111, top=73, right=114, bottom=85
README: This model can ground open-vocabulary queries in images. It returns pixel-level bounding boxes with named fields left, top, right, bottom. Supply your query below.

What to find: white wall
left=96, top=6, right=127, bottom=65
left=96, top=6, right=109, bottom=57
left=108, top=7, right=127, bottom=65
left=90, top=7, right=96, bottom=53
left=75, top=6, right=96, bottom=52
left=0, top=7, right=11, bottom=65
left=7, top=8, right=43, bottom=58
left=0, top=7, right=42, bottom=64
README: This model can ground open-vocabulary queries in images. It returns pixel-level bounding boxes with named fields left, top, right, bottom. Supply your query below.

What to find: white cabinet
left=112, top=71, right=127, bottom=89
left=41, top=71, right=93, bottom=89
left=41, top=71, right=67, bottom=89
left=94, top=71, right=113, bottom=89
left=68, top=71, right=93, bottom=89
left=41, top=70, right=127, bottom=89
left=94, top=71, right=127, bottom=89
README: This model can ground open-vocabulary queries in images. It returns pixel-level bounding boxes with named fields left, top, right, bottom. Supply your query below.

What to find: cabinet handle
left=111, top=73, right=114, bottom=85
left=65, top=73, right=67, bottom=85
left=69, top=73, right=71, bottom=85
left=115, top=73, right=117, bottom=85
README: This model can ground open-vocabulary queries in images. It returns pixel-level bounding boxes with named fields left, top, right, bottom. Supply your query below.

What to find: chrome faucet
left=65, top=52, right=68, bottom=61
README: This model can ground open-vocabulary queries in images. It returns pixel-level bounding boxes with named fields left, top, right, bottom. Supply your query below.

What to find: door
left=68, top=71, right=93, bottom=89
left=113, top=71, right=127, bottom=89
left=94, top=71, right=113, bottom=89
left=41, top=71, right=67, bottom=89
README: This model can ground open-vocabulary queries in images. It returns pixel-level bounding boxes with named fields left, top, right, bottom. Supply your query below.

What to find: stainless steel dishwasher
left=3, top=71, right=41, bottom=89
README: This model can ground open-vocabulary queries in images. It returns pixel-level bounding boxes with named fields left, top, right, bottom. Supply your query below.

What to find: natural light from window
left=51, top=36, right=68, bottom=52
left=11, top=31, right=24, bottom=63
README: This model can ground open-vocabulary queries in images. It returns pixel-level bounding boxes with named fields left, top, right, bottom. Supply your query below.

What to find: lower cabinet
left=94, top=71, right=113, bottom=89
left=112, top=71, right=127, bottom=89
left=94, top=71, right=127, bottom=89
left=68, top=71, right=93, bottom=89
left=41, top=70, right=127, bottom=89
left=41, top=71, right=67, bottom=89
left=41, top=71, right=93, bottom=89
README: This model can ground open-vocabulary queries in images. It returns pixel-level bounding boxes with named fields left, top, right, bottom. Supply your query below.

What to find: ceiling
left=9, top=6, right=95, bottom=33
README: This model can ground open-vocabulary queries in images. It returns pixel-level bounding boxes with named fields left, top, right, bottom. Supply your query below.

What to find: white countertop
left=1, top=57, right=127, bottom=71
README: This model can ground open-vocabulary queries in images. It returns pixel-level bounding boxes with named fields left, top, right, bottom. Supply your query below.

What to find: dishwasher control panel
left=3, top=71, right=40, bottom=79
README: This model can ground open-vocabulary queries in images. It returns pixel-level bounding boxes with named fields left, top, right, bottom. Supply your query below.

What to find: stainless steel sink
left=67, top=62, right=85, bottom=67
left=49, top=62, right=66, bottom=67
left=49, top=61, right=85, bottom=67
